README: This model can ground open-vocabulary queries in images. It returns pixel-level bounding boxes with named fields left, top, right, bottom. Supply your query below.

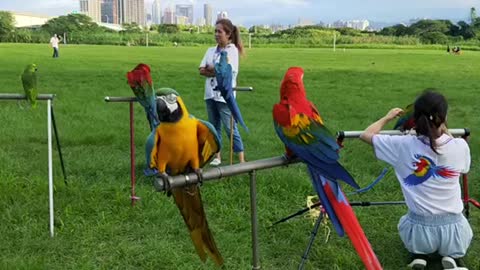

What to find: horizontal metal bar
left=337, top=128, right=469, bottom=139
left=104, top=96, right=137, bottom=102
left=0, top=93, right=56, bottom=100
left=235, top=86, right=254, bottom=91
left=105, top=87, right=253, bottom=103
left=154, top=156, right=299, bottom=192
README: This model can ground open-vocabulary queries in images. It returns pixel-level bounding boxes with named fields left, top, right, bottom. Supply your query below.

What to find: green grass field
left=0, top=43, right=478, bottom=270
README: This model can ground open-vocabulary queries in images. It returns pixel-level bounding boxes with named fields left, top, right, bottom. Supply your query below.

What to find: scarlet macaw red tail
left=273, top=67, right=382, bottom=270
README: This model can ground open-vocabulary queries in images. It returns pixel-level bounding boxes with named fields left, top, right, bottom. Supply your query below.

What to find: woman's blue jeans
left=205, top=99, right=244, bottom=152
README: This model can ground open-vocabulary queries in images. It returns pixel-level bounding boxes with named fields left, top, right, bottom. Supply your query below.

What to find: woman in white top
left=360, top=90, right=472, bottom=270
left=199, top=19, right=245, bottom=165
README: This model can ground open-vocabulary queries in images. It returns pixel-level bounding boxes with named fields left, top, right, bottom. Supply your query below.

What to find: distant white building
left=152, top=0, right=161, bottom=24
left=79, top=0, right=101, bottom=22
left=333, top=19, right=370, bottom=30
left=217, top=11, right=228, bottom=20
left=204, top=4, right=212, bottom=26
left=297, top=18, right=315, bottom=26
left=12, top=12, right=55, bottom=28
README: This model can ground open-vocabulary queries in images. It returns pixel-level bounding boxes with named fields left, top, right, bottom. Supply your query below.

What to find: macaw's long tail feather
left=225, top=96, right=248, bottom=132
left=308, top=166, right=344, bottom=236
left=310, top=169, right=382, bottom=270
left=172, top=187, right=224, bottom=266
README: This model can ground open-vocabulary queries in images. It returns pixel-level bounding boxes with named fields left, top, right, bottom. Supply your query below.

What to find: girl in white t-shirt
left=360, top=90, right=472, bottom=270
left=199, top=18, right=245, bottom=165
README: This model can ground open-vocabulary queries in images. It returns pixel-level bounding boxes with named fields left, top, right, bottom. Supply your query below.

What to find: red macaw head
left=126, top=63, right=152, bottom=88
left=280, top=67, right=306, bottom=102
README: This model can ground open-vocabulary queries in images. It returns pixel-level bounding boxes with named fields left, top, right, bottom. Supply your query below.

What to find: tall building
left=101, top=0, right=118, bottom=24
left=117, top=0, right=145, bottom=26
left=217, top=11, right=228, bottom=20
left=79, top=0, right=102, bottom=22
left=152, top=0, right=161, bottom=24
left=162, top=6, right=175, bottom=24
left=203, top=3, right=212, bottom=26
left=175, top=4, right=193, bottom=25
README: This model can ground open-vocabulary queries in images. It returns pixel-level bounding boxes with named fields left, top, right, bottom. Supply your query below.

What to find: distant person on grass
left=199, top=18, right=246, bottom=166
left=360, top=90, right=472, bottom=270
left=49, top=34, right=62, bottom=58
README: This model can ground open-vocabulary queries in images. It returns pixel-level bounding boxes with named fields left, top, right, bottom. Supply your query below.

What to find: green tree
left=0, top=11, right=15, bottom=41
left=419, top=31, right=448, bottom=44
left=157, top=24, right=179, bottom=34
left=409, top=19, right=452, bottom=35
left=42, top=13, right=101, bottom=34
left=121, top=22, right=142, bottom=33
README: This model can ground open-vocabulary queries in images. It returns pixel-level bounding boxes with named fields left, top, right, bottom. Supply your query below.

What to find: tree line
left=1, top=11, right=480, bottom=48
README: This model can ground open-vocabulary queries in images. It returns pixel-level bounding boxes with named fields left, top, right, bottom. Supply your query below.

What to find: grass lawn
left=0, top=43, right=478, bottom=270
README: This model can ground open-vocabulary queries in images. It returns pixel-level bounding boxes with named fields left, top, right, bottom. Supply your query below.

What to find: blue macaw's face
left=215, top=24, right=230, bottom=47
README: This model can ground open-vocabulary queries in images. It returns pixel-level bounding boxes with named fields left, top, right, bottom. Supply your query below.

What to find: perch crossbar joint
left=154, top=156, right=299, bottom=192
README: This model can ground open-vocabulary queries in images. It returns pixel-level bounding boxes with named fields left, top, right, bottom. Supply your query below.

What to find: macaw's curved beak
left=156, top=94, right=180, bottom=122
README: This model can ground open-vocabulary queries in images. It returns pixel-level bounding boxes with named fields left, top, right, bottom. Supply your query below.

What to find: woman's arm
left=360, top=108, right=404, bottom=145
left=199, top=65, right=215, bottom=77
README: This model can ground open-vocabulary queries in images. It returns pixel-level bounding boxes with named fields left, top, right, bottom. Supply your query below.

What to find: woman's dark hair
left=413, top=89, right=448, bottom=153
left=216, top=18, right=244, bottom=55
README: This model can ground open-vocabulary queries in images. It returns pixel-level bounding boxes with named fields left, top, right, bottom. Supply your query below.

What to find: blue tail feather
left=308, top=166, right=345, bottom=237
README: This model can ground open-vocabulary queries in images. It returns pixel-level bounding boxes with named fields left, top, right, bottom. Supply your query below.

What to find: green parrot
left=148, top=88, right=224, bottom=266
left=21, top=64, right=38, bottom=109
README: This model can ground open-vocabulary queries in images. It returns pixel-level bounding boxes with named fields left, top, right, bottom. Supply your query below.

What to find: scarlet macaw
left=126, top=63, right=159, bottom=130
left=214, top=50, right=248, bottom=131
left=21, top=64, right=38, bottom=109
left=272, top=67, right=382, bottom=270
left=393, top=103, right=414, bottom=131
left=148, top=88, right=224, bottom=266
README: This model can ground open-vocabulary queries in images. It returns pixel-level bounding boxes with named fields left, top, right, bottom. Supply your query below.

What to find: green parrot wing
left=196, top=119, right=221, bottom=167
left=21, top=66, right=38, bottom=108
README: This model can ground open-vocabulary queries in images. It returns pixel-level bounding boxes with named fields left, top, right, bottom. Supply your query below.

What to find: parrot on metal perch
left=214, top=50, right=248, bottom=131
left=148, top=88, right=224, bottom=266
left=393, top=103, right=414, bottom=132
left=272, top=67, right=382, bottom=270
left=126, top=63, right=159, bottom=130
left=21, top=63, right=38, bottom=109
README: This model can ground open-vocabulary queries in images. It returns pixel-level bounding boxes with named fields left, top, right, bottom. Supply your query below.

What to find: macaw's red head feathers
left=126, top=63, right=152, bottom=88
left=280, top=67, right=306, bottom=101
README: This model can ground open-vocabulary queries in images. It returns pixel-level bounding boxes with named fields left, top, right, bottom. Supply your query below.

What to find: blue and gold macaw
left=272, top=67, right=382, bottom=270
left=147, top=88, right=224, bottom=266
left=214, top=51, right=248, bottom=131
left=126, top=63, right=159, bottom=130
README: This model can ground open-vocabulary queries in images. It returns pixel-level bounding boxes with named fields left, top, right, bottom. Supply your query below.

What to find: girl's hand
left=385, top=108, right=404, bottom=122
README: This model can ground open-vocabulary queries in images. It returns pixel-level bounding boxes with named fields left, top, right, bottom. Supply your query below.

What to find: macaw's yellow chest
left=156, top=118, right=200, bottom=175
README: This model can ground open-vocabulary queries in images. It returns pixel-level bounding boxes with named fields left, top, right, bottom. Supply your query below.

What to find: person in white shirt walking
left=199, top=18, right=246, bottom=166
left=49, top=34, right=62, bottom=58
left=360, top=90, right=472, bottom=270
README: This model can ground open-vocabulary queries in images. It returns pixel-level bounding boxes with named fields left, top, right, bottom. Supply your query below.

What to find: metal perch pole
left=154, top=155, right=300, bottom=270
left=229, top=87, right=253, bottom=165
left=0, top=93, right=58, bottom=237
left=105, top=86, right=253, bottom=205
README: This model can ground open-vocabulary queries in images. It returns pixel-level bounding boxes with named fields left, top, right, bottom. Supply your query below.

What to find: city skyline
left=0, top=0, right=477, bottom=27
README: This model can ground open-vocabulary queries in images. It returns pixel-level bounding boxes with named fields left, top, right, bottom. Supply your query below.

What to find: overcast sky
left=0, top=0, right=477, bottom=26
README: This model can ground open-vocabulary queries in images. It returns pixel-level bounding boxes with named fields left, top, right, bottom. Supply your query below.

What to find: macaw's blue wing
left=144, top=129, right=158, bottom=176
left=214, top=51, right=248, bottom=132
left=273, top=114, right=359, bottom=189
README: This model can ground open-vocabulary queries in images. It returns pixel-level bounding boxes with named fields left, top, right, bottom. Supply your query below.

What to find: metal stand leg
left=47, top=100, right=54, bottom=237
left=50, top=106, right=67, bottom=184
left=250, top=170, right=260, bottom=270
left=298, top=214, right=324, bottom=270
left=129, top=102, right=139, bottom=206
